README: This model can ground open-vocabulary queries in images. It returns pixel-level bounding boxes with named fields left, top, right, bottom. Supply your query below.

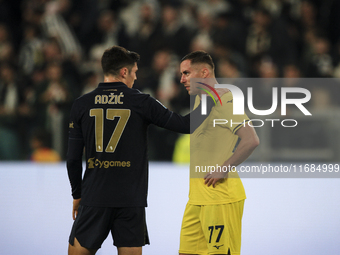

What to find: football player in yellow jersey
left=179, top=51, right=260, bottom=255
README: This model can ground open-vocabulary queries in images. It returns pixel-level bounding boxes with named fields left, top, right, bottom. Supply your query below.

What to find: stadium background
left=1, top=0, right=340, bottom=161
left=0, top=0, right=339, bottom=254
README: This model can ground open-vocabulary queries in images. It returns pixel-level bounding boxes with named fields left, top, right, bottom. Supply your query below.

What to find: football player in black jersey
left=67, top=46, right=211, bottom=255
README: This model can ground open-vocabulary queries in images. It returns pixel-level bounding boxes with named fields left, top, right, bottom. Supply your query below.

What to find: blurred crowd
left=1, top=0, right=340, bottom=161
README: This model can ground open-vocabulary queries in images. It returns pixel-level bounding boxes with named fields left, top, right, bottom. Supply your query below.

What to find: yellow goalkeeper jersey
left=189, top=91, right=249, bottom=205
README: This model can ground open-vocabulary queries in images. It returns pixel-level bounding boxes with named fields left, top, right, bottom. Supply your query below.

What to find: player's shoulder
left=220, top=91, right=233, bottom=104
left=71, top=88, right=102, bottom=113
left=130, top=88, right=149, bottom=97
left=72, top=91, right=93, bottom=107
left=193, top=95, right=201, bottom=109
left=212, top=91, right=233, bottom=115
left=130, top=88, right=161, bottom=105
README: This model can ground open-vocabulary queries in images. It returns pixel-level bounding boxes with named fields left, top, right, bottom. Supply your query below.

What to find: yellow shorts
left=179, top=200, right=245, bottom=255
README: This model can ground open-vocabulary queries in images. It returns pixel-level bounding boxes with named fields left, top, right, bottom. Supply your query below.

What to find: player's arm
left=67, top=137, right=84, bottom=220
left=150, top=96, right=214, bottom=133
left=66, top=101, right=84, bottom=220
left=204, top=124, right=260, bottom=187
left=163, top=100, right=213, bottom=133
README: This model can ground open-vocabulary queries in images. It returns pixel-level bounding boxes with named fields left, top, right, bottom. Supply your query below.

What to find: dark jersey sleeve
left=164, top=97, right=215, bottom=133
left=141, top=94, right=214, bottom=134
left=66, top=100, right=84, bottom=199
left=189, top=96, right=215, bottom=133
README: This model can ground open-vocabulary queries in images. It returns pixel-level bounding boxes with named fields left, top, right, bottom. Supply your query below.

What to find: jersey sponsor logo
left=95, top=92, right=124, bottom=105
left=88, top=157, right=95, bottom=168
left=213, top=244, right=224, bottom=249
left=87, top=157, right=131, bottom=169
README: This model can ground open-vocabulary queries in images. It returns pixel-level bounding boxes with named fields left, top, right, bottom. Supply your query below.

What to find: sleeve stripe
left=163, top=111, right=173, bottom=127
left=232, top=119, right=250, bottom=134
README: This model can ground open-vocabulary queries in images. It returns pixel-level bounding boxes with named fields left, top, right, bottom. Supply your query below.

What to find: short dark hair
left=181, top=50, right=215, bottom=70
left=101, top=46, right=140, bottom=76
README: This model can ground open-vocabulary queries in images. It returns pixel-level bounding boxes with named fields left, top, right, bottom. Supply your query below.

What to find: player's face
left=180, top=60, right=202, bottom=95
left=126, top=62, right=138, bottom=88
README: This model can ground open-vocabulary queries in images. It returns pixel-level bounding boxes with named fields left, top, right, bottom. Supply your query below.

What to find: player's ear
left=202, top=67, right=210, bottom=78
left=120, top=67, right=128, bottom=78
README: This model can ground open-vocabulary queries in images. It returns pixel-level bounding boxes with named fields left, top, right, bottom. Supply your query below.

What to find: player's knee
left=117, top=246, right=142, bottom=255
left=68, top=238, right=97, bottom=255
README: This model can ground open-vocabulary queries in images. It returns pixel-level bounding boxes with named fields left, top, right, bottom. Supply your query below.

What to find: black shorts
left=69, top=205, right=150, bottom=250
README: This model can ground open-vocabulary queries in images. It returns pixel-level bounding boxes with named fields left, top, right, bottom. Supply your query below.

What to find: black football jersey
left=67, top=82, right=192, bottom=207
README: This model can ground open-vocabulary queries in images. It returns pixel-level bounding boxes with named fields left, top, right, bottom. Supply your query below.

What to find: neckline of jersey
left=98, top=82, right=127, bottom=88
